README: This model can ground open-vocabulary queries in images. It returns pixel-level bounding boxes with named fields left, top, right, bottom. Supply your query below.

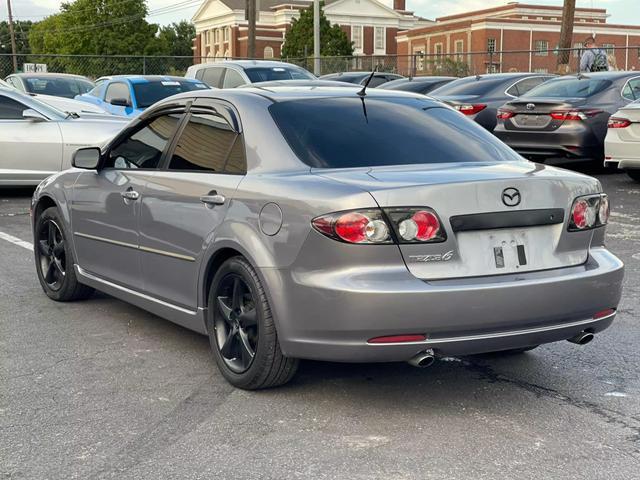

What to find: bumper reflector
left=368, top=334, right=427, bottom=344
left=593, top=308, right=616, bottom=320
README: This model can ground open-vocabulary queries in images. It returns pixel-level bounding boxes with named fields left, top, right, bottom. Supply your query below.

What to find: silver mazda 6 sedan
left=31, top=86, right=624, bottom=389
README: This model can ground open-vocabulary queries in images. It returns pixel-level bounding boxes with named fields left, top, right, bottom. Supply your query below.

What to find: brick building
left=397, top=3, right=640, bottom=74
left=191, top=0, right=431, bottom=60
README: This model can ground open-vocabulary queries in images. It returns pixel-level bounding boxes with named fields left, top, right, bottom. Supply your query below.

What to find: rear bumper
left=495, top=127, right=602, bottom=161
left=263, top=248, right=624, bottom=362
left=605, top=134, right=640, bottom=169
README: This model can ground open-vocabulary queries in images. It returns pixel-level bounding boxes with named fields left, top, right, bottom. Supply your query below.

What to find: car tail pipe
left=408, top=349, right=436, bottom=368
left=567, top=331, right=595, bottom=345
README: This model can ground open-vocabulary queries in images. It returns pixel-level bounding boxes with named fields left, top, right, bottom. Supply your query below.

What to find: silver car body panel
left=604, top=101, right=640, bottom=169
left=32, top=87, right=624, bottom=361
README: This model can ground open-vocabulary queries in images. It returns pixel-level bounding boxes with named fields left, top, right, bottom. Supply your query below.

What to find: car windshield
left=244, top=66, right=315, bottom=83
left=132, top=80, right=208, bottom=108
left=23, top=76, right=94, bottom=98
left=523, top=78, right=612, bottom=98
left=269, top=96, right=523, bottom=168
left=430, top=77, right=510, bottom=96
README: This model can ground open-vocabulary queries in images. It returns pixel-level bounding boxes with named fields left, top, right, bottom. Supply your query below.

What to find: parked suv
left=185, top=60, right=315, bottom=88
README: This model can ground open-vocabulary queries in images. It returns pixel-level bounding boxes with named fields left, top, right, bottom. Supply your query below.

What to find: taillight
left=497, top=109, right=515, bottom=120
left=455, top=104, right=487, bottom=116
left=568, top=194, right=609, bottom=231
left=608, top=117, right=631, bottom=129
left=312, top=208, right=446, bottom=244
left=550, top=109, right=601, bottom=121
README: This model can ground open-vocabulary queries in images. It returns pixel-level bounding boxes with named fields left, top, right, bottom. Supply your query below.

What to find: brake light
left=608, top=117, right=631, bottom=129
left=568, top=194, right=609, bottom=231
left=368, top=334, right=427, bottom=344
left=497, top=109, right=515, bottom=120
left=312, top=208, right=446, bottom=244
left=455, top=104, right=487, bottom=115
left=550, top=109, right=602, bottom=121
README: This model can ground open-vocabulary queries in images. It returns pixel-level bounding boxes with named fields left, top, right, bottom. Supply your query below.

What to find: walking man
left=580, top=36, right=609, bottom=72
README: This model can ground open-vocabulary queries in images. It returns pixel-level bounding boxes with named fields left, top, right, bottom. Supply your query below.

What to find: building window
left=551, top=17, right=557, bottom=21
left=413, top=47, right=425, bottom=71
left=522, top=16, right=528, bottom=19
left=534, top=40, right=549, bottom=56
left=374, top=27, right=385, bottom=53
left=264, top=46, right=274, bottom=59
left=224, top=27, right=230, bottom=42
left=434, top=43, right=443, bottom=55
left=534, top=68, right=548, bottom=73
left=352, top=25, right=363, bottom=52
left=487, top=38, right=496, bottom=53
left=536, top=17, right=543, bottom=20
left=454, top=39, right=464, bottom=59
left=573, top=42, right=583, bottom=58
left=602, top=43, right=615, bottom=55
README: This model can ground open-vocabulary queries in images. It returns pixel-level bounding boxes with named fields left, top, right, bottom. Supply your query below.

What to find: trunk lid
left=502, top=97, right=588, bottom=131
left=315, top=162, right=601, bottom=280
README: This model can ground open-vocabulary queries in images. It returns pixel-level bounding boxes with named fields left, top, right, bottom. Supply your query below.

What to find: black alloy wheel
left=214, top=274, right=259, bottom=373
left=36, top=218, right=66, bottom=291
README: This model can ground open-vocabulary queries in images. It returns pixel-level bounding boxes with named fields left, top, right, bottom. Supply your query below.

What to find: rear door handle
left=121, top=190, right=140, bottom=201
left=200, top=194, right=226, bottom=206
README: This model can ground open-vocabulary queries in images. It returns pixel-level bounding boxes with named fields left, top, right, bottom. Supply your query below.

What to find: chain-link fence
left=2, top=46, right=639, bottom=81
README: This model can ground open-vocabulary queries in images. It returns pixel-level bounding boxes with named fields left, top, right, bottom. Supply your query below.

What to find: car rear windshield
left=269, top=97, right=523, bottom=168
left=24, top=77, right=94, bottom=98
left=429, top=77, right=509, bottom=96
left=523, top=78, right=612, bottom=98
left=132, top=80, right=208, bottom=108
left=244, top=67, right=315, bottom=83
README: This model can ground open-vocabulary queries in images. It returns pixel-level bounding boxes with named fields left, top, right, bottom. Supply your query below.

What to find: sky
left=1, top=0, right=639, bottom=26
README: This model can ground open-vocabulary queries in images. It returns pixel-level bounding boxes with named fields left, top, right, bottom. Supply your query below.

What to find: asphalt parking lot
left=1, top=168, right=639, bottom=480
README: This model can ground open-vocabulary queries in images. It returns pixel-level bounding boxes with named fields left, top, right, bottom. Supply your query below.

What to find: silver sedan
left=31, top=87, right=624, bottom=389
left=0, top=88, right=128, bottom=186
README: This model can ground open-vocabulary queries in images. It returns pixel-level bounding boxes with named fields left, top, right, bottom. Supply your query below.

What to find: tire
left=626, top=170, right=640, bottom=183
left=34, top=206, right=94, bottom=302
left=206, top=256, right=299, bottom=390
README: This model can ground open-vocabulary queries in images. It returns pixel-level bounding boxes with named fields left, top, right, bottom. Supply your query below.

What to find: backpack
left=590, top=49, right=609, bottom=72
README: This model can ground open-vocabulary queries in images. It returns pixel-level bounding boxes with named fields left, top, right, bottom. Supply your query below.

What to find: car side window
left=622, top=78, right=640, bottom=101
left=0, top=95, right=28, bottom=120
left=222, top=69, right=245, bottom=88
left=105, top=82, right=131, bottom=105
left=168, top=112, right=246, bottom=174
left=368, top=76, right=388, bottom=88
left=106, top=114, right=182, bottom=169
left=202, top=67, right=224, bottom=88
left=508, top=77, right=549, bottom=97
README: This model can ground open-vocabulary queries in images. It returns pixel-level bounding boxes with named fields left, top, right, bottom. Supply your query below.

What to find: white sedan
left=0, top=88, right=128, bottom=186
left=605, top=100, right=640, bottom=182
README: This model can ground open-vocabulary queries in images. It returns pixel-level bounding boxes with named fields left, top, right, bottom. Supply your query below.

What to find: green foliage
left=0, top=20, right=34, bottom=54
left=282, top=2, right=353, bottom=58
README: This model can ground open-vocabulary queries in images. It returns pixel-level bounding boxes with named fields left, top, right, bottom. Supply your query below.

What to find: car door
left=138, top=98, right=246, bottom=310
left=0, top=92, right=63, bottom=185
left=103, top=81, right=134, bottom=116
left=71, top=110, right=184, bottom=287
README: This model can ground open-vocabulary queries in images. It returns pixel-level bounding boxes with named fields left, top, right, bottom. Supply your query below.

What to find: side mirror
left=72, top=147, right=101, bottom=170
left=110, top=98, right=131, bottom=107
left=23, top=109, right=47, bottom=122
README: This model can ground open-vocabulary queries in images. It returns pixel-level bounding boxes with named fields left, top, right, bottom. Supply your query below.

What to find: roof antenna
left=357, top=65, right=378, bottom=97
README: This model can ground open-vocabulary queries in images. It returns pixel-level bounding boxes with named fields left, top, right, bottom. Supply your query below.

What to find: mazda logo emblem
left=502, top=187, right=521, bottom=207
left=526, top=103, right=536, bottom=111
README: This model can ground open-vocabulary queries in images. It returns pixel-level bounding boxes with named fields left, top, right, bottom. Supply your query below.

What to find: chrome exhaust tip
left=408, top=349, right=436, bottom=368
left=567, top=331, right=594, bottom=345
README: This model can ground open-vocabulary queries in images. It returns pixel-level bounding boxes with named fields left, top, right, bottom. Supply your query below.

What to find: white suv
left=185, top=60, right=315, bottom=88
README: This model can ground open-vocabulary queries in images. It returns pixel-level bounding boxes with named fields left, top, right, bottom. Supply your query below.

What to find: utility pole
left=246, top=0, right=256, bottom=58
left=313, top=0, right=320, bottom=75
left=556, top=0, right=576, bottom=73
left=6, top=0, right=18, bottom=72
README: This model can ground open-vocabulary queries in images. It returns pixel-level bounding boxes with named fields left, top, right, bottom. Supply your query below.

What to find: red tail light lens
left=608, top=117, right=631, bottom=129
left=312, top=207, right=446, bottom=244
left=497, top=109, right=515, bottom=120
left=550, top=109, right=602, bottom=121
left=568, top=194, right=609, bottom=231
left=455, top=104, right=487, bottom=115
left=368, top=334, right=427, bottom=344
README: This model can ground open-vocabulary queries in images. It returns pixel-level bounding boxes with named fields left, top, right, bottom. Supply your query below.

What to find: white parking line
left=0, top=231, right=34, bottom=252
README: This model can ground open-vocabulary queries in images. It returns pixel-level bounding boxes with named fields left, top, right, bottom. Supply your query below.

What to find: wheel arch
left=32, top=195, right=58, bottom=231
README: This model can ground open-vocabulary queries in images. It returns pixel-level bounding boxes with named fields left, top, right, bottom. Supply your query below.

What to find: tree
left=1, top=20, right=33, bottom=77
left=282, top=2, right=353, bottom=58
left=148, top=21, right=196, bottom=57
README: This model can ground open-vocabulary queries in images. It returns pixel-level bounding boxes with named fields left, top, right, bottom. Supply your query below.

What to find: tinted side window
left=368, top=76, right=389, bottom=88
left=105, top=82, right=131, bottom=104
left=622, top=78, right=640, bottom=101
left=508, top=76, right=549, bottom=97
left=222, top=69, right=245, bottom=88
left=0, top=95, right=27, bottom=119
left=107, top=114, right=181, bottom=169
left=168, top=113, right=240, bottom=172
left=202, top=67, right=224, bottom=88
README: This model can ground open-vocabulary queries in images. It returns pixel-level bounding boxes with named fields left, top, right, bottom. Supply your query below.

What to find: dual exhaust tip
left=407, top=331, right=595, bottom=368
